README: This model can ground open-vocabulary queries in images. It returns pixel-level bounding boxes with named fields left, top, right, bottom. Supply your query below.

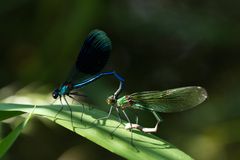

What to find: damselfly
left=106, top=86, right=207, bottom=133
left=52, top=29, right=125, bottom=129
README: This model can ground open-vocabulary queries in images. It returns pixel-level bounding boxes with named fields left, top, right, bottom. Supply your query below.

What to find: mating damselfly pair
left=52, top=29, right=207, bottom=134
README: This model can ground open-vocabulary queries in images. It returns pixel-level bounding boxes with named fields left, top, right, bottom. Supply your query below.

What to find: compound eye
left=52, top=89, right=59, bottom=99
left=106, top=96, right=115, bottom=105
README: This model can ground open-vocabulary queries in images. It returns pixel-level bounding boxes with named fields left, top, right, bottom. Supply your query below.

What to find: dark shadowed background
left=0, top=0, right=240, bottom=159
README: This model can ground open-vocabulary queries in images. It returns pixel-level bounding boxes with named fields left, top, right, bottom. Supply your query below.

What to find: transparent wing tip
left=196, top=86, right=208, bottom=102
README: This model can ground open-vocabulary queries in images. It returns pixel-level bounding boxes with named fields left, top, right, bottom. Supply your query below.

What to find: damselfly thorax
left=107, top=95, right=133, bottom=110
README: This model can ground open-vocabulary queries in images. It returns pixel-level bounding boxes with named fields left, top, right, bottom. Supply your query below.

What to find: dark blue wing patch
left=75, top=29, right=112, bottom=75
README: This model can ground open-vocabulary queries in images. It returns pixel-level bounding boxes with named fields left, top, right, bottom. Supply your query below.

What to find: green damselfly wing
left=130, top=86, right=207, bottom=113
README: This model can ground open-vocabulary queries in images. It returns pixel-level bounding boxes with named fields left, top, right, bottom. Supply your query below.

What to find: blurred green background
left=0, top=0, right=240, bottom=159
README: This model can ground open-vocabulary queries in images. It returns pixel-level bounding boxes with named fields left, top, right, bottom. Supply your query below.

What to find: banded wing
left=66, top=29, right=112, bottom=83
left=130, top=86, right=207, bottom=113
left=76, top=29, right=112, bottom=75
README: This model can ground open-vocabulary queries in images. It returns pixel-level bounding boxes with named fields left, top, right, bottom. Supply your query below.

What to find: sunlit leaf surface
left=0, top=103, right=192, bottom=160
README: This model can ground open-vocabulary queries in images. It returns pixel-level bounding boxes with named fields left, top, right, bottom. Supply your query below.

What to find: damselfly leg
left=92, top=105, right=114, bottom=125
left=122, top=110, right=134, bottom=145
left=110, top=107, right=124, bottom=138
left=63, top=96, right=75, bottom=131
left=125, top=111, right=162, bottom=133
left=68, top=94, right=86, bottom=122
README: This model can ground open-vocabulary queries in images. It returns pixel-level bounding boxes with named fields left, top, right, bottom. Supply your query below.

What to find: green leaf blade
left=0, top=105, right=35, bottom=159
left=0, top=103, right=193, bottom=160
left=0, top=111, right=24, bottom=121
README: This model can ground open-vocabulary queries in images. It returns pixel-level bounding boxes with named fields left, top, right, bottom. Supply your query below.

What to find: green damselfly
left=106, top=86, right=207, bottom=133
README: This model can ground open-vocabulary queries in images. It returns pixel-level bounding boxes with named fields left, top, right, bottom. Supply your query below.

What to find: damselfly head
left=52, top=89, right=59, bottom=99
left=106, top=95, right=116, bottom=105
